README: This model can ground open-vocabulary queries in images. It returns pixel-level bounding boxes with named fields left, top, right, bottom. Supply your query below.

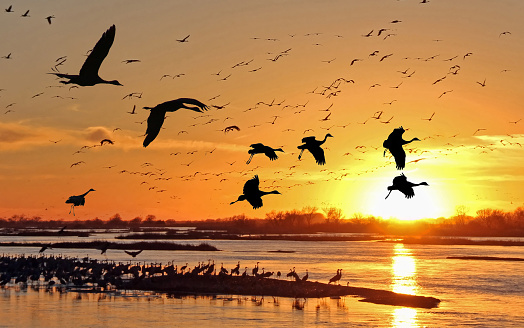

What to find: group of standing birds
left=60, top=24, right=428, bottom=214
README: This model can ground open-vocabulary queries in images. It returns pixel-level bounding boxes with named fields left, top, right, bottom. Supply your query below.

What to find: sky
left=1, top=0, right=524, bottom=221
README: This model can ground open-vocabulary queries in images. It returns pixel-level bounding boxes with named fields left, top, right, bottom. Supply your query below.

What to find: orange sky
left=1, top=0, right=523, bottom=221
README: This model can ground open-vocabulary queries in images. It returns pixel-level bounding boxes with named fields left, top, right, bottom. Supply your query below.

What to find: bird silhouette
left=45, top=15, right=55, bottom=24
left=246, top=143, right=284, bottom=164
left=297, top=133, right=333, bottom=165
left=142, top=98, right=208, bottom=147
left=230, top=175, right=281, bottom=209
left=385, top=173, right=428, bottom=199
left=124, top=250, right=143, bottom=257
left=50, top=25, right=122, bottom=86
left=328, top=269, right=342, bottom=284
left=65, top=188, right=95, bottom=215
left=5, top=5, right=13, bottom=12
left=383, top=126, right=420, bottom=170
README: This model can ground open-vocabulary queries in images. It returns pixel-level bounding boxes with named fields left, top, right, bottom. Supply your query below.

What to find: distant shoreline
left=0, top=241, right=219, bottom=252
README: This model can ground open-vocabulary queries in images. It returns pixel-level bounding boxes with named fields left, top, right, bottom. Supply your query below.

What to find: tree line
left=1, top=206, right=523, bottom=236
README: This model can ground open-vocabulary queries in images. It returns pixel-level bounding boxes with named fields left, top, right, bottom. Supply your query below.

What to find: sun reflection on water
left=391, top=243, right=419, bottom=328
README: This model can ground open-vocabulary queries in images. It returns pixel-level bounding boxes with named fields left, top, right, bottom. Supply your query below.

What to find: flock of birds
left=2, top=4, right=518, bottom=218
left=58, top=24, right=432, bottom=213
left=0, top=254, right=344, bottom=289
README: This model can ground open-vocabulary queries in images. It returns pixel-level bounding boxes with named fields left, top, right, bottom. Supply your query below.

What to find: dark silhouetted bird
left=65, top=188, right=95, bottom=215
left=297, top=133, right=333, bottom=165
left=50, top=25, right=122, bottom=86
left=230, top=175, right=280, bottom=209
left=246, top=143, right=284, bottom=164
left=100, top=138, right=114, bottom=146
left=385, top=173, right=428, bottom=199
left=383, top=126, right=420, bottom=169
left=328, top=269, right=342, bottom=284
left=124, top=250, right=143, bottom=257
left=142, top=98, right=208, bottom=147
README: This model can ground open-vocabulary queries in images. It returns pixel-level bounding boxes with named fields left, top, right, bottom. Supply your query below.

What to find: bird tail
left=246, top=154, right=254, bottom=165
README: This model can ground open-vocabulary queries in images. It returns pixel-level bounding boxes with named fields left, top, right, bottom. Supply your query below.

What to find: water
left=1, top=233, right=523, bottom=327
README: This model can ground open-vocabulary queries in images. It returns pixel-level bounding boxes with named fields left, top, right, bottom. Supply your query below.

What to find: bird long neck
left=82, top=189, right=93, bottom=197
left=261, top=190, right=279, bottom=196
left=320, top=134, right=330, bottom=144
left=403, top=138, right=418, bottom=145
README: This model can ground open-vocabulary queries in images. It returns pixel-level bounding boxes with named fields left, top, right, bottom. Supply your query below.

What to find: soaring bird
left=124, top=250, right=143, bottom=257
left=246, top=143, right=284, bottom=164
left=142, top=98, right=208, bottom=147
left=385, top=173, right=428, bottom=199
left=45, top=15, right=55, bottom=24
left=50, top=25, right=122, bottom=86
left=230, top=175, right=281, bottom=209
left=65, top=188, right=95, bottom=215
left=383, top=126, right=420, bottom=170
left=297, top=133, right=333, bottom=165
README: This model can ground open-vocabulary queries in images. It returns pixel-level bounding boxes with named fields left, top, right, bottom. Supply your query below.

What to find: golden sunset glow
left=1, top=1, right=524, bottom=222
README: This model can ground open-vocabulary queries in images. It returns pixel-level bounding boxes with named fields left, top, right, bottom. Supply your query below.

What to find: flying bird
left=246, top=143, right=284, bottom=164
left=230, top=175, right=281, bottom=209
left=21, top=10, right=29, bottom=17
left=124, top=250, right=143, bottom=257
left=142, top=98, right=208, bottom=147
left=223, top=125, right=240, bottom=133
left=297, top=133, right=333, bottom=165
left=176, top=35, right=190, bottom=42
left=65, top=188, right=95, bottom=215
left=100, top=139, right=114, bottom=146
left=383, top=126, right=420, bottom=170
left=385, top=173, right=428, bottom=199
left=45, top=15, right=55, bottom=24
left=5, top=5, right=13, bottom=12
left=49, top=25, right=122, bottom=86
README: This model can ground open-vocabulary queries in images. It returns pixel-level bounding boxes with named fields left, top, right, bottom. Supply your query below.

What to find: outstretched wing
left=311, top=147, right=326, bottom=165
left=243, top=175, right=260, bottom=195
left=143, top=108, right=166, bottom=147
left=389, top=145, right=406, bottom=169
left=264, top=148, right=279, bottom=160
left=178, top=98, right=209, bottom=112
left=247, top=196, right=263, bottom=209
left=400, top=186, right=415, bottom=199
left=79, top=25, right=116, bottom=78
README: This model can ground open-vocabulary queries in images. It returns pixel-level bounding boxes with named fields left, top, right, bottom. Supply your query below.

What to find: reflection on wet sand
left=391, top=243, right=419, bottom=328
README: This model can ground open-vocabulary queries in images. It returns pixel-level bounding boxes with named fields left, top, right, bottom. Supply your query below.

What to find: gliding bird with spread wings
left=230, top=175, right=281, bottom=209
left=246, top=143, right=284, bottom=164
left=383, top=126, right=420, bottom=170
left=385, top=174, right=428, bottom=199
left=50, top=25, right=122, bottom=86
left=297, top=133, right=333, bottom=165
left=142, top=98, right=208, bottom=147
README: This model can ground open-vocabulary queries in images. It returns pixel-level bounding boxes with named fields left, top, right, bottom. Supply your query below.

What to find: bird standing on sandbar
left=65, top=188, right=95, bottom=215
left=49, top=25, right=122, bottom=86
left=383, top=126, right=420, bottom=170
left=230, top=175, right=281, bottom=209
left=297, top=134, right=333, bottom=165
left=142, top=98, right=208, bottom=147
left=385, top=173, right=428, bottom=199
left=246, top=143, right=284, bottom=164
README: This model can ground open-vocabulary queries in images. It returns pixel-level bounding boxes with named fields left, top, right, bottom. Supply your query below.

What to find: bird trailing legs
left=69, top=204, right=75, bottom=216
left=298, top=149, right=304, bottom=160
left=385, top=189, right=393, bottom=199
left=246, top=154, right=254, bottom=164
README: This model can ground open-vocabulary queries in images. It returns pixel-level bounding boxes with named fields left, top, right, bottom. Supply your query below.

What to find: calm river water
left=0, top=233, right=523, bottom=327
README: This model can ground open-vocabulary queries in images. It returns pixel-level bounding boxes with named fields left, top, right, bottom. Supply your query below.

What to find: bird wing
left=79, top=25, right=116, bottom=78
left=178, top=98, right=209, bottom=112
left=243, top=175, right=260, bottom=195
left=389, top=145, right=406, bottom=169
left=301, top=136, right=315, bottom=143
left=246, top=195, right=263, bottom=209
left=143, top=108, right=166, bottom=147
left=264, top=148, right=279, bottom=160
left=400, top=186, right=415, bottom=199
left=311, top=147, right=326, bottom=165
